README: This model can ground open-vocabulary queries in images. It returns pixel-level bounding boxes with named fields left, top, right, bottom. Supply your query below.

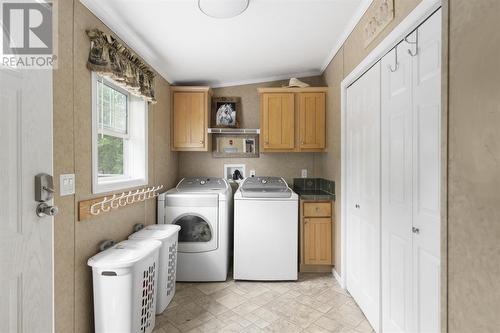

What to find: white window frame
left=91, top=72, right=148, bottom=194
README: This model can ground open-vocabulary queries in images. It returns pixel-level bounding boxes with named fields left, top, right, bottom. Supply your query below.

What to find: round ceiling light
left=198, top=0, right=250, bottom=19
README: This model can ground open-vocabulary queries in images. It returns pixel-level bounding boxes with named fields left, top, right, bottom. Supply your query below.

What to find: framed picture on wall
left=211, top=97, right=240, bottom=128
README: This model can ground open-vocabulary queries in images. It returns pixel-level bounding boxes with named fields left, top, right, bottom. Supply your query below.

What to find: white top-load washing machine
left=158, top=177, right=232, bottom=281
left=233, top=176, right=299, bottom=281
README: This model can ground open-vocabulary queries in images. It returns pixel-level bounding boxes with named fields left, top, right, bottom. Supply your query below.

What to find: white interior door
left=411, top=10, right=441, bottom=333
left=346, top=62, right=381, bottom=331
left=0, top=67, right=54, bottom=333
left=381, top=40, right=414, bottom=332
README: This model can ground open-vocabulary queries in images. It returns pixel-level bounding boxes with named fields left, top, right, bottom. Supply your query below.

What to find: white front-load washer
left=157, top=177, right=232, bottom=281
left=233, top=176, right=298, bottom=281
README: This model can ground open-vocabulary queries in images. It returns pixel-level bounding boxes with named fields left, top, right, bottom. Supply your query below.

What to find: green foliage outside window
left=98, top=134, right=124, bottom=176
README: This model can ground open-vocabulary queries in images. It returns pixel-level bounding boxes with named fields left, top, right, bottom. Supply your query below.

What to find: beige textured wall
left=178, top=76, right=326, bottom=184
left=53, top=0, right=75, bottom=331
left=448, top=0, right=500, bottom=331
left=318, top=0, right=422, bottom=273
left=53, top=1, right=178, bottom=332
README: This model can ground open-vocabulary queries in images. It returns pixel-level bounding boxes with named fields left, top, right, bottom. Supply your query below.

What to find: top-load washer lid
left=240, top=176, right=292, bottom=198
left=176, top=177, right=228, bottom=191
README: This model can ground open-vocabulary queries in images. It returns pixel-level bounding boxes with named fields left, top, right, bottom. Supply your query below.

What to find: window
left=92, top=73, right=148, bottom=193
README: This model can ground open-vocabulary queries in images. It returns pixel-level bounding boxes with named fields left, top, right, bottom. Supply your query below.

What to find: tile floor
left=152, top=273, right=374, bottom=333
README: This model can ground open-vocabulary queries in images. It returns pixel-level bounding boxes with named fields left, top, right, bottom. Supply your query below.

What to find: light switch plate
left=301, top=169, right=308, bottom=178
left=60, top=174, right=75, bottom=196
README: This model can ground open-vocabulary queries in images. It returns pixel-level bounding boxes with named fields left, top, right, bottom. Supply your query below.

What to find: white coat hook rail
left=79, top=185, right=164, bottom=221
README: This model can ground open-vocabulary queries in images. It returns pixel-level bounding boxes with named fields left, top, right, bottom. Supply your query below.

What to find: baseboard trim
left=332, top=268, right=344, bottom=288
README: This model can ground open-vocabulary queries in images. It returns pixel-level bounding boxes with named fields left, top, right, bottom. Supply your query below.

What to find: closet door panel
left=412, top=9, right=441, bottom=333
left=346, top=62, right=381, bottom=331
left=346, top=84, right=362, bottom=300
left=381, top=43, right=413, bottom=333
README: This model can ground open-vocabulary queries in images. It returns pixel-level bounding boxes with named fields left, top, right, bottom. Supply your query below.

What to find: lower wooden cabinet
left=300, top=200, right=334, bottom=272
left=303, top=217, right=332, bottom=265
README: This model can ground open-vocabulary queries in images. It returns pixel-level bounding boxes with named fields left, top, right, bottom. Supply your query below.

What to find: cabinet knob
left=199, top=140, right=204, bottom=144
left=412, top=227, right=420, bottom=234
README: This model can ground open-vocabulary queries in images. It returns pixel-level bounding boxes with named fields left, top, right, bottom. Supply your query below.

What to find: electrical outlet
left=301, top=169, right=308, bottom=178
left=250, top=170, right=256, bottom=177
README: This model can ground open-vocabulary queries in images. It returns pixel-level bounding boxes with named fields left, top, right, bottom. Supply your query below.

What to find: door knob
left=412, top=227, right=420, bottom=234
left=36, top=202, right=59, bottom=217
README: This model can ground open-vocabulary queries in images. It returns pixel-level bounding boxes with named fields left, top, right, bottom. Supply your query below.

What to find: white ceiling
left=80, top=0, right=369, bottom=87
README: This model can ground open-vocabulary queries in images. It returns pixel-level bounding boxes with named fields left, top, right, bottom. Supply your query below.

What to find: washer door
left=165, top=194, right=218, bottom=253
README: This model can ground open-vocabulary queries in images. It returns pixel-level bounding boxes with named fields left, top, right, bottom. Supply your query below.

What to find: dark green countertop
left=293, top=189, right=335, bottom=201
left=292, top=178, right=335, bottom=201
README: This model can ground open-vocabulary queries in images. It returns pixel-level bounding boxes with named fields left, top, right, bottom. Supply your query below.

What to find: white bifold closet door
left=346, top=61, right=381, bottom=331
left=381, top=9, right=441, bottom=333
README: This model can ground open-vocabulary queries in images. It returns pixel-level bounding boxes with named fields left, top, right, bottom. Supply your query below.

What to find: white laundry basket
left=129, top=224, right=181, bottom=314
left=88, top=239, right=161, bottom=333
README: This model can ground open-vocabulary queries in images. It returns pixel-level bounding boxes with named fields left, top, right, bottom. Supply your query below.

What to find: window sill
left=93, top=177, right=148, bottom=194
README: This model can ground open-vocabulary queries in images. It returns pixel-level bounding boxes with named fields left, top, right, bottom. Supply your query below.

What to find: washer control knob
left=261, top=179, right=267, bottom=184
left=200, top=180, right=206, bottom=185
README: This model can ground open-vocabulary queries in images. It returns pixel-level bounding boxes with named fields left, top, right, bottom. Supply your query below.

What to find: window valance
left=86, top=29, right=156, bottom=104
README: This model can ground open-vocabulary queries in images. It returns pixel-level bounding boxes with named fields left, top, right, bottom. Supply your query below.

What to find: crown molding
left=80, top=0, right=370, bottom=86
left=203, top=71, right=323, bottom=88
left=320, top=0, right=374, bottom=72
left=79, top=0, right=173, bottom=83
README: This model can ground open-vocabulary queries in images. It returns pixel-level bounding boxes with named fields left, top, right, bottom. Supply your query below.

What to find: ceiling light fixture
left=198, top=0, right=250, bottom=19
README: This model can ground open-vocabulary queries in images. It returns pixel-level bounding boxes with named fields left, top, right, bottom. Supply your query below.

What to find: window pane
left=97, top=79, right=128, bottom=134
left=98, top=134, right=124, bottom=177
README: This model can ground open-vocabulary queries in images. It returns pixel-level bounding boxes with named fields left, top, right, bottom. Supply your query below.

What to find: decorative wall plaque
left=364, top=0, right=395, bottom=47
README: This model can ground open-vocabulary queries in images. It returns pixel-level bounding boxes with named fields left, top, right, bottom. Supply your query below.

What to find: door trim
left=339, top=1, right=443, bottom=330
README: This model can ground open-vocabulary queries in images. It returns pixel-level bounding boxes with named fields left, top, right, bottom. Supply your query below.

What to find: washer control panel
left=177, top=177, right=227, bottom=191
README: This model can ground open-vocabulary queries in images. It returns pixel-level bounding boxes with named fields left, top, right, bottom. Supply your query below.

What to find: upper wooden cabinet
left=299, top=92, right=326, bottom=150
left=261, top=93, right=295, bottom=150
left=258, top=87, right=327, bottom=152
left=171, top=86, right=210, bottom=151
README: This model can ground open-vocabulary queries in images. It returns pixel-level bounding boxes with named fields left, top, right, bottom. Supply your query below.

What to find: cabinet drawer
left=303, top=202, right=331, bottom=217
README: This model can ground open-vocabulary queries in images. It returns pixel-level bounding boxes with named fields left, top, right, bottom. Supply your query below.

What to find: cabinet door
left=304, top=218, right=332, bottom=265
left=261, top=93, right=295, bottom=150
left=173, top=92, right=206, bottom=149
left=299, top=92, right=325, bottom=150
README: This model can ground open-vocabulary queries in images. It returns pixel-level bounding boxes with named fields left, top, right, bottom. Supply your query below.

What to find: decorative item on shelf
left=213, top=134, right=259, bottom=158
left=284, top=77, right=310, bottom=88
left=212, top=97, right=240, bottom=128
left=78, top=185, right=164, bottom=221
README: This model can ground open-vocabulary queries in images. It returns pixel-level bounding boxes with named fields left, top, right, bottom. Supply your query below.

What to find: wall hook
left=405, top=31, right=418, bottom=57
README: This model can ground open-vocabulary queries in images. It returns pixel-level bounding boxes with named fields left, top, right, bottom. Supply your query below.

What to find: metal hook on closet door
left=389, top=47, right=399, bottom=72
left=405, top=31, right=418, bottom=57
